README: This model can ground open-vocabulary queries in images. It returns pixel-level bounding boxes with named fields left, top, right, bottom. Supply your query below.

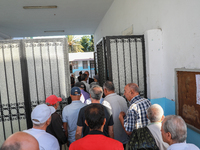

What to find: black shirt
left=46, top=112, right=67, bottom=147
left=77, top=103, right=114, bottom=137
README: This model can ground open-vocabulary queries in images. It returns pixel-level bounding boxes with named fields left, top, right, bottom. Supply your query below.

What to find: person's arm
left=75, top=126, right=83, bottom=140
left=63, top=122, right=68, bottom=138
left=108, top=125, right=114, bottom=138
left=119, top=111, right=132, bottom=136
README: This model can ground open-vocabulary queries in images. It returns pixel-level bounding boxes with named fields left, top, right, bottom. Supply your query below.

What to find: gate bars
left=96, top=35, right=147, bottom=97
left=0, top=38, right=70, bottom=145
left=0, top=41, right=26, bottom=142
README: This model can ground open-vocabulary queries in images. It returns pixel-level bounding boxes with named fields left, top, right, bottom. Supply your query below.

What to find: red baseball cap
left=45, top=95, right=62, bottom=105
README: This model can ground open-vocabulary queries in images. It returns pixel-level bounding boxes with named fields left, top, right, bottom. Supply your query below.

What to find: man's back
left=62, top=100, right=86, bottom=144
left=69, top=131, right=123, bottom=150
left=24, top=128, right=60, bottom=150
left=46, top=112, right=67, bottom=146
left=77, top=103, right=113, bottom=137
left=103, top=93, right=129, bottom=144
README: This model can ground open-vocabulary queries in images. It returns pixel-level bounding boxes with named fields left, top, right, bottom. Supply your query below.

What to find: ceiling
left=0, top=0, right=114, bottom=39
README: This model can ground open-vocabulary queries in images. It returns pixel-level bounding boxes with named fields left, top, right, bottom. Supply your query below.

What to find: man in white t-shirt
left=24, top=104, right=60, bottom=150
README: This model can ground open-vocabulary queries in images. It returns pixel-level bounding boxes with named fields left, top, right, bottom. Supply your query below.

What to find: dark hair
left=81, top=73, right=87, bottom=81
left=84, top=103, right=105, bottom=130
left=74, top=82, right=86, bottom=91
left=79, top=71, right=82, bottom=75
left=103, top=81, right=115, bottom=91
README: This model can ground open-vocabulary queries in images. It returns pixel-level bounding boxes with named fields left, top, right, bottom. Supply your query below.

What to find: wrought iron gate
left=96, top=35, right=146, bottom=97
left=96, top=38, right=107, bottom=87
left=0, top=38, right=70, bottom=145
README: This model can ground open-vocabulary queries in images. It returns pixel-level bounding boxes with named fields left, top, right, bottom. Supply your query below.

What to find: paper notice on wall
left=196, top=74, right=200, bottom=105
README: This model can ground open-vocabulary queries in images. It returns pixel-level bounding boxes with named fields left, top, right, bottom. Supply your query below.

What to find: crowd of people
left=1, top=71, right=199, bottom=150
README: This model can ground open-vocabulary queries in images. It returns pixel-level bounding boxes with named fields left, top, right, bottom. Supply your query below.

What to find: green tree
left=88, top=35, right=94, bottom=52
left=67, top=35, right=83, bottom=53
left=80, top=35, right=94, bottom=52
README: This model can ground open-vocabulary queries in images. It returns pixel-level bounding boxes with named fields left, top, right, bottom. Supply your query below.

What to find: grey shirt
left=103, top=93, right=129, bottom=144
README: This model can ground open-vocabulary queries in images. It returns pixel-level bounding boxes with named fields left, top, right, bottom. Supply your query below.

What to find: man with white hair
left=23, top=104, right=60, bottom=150
left=147, top=104, right=169, bottom=150
left=161, top=115, right=199, bottom=150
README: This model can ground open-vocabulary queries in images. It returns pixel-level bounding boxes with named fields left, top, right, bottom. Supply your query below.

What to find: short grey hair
left=163, top=115, right=187, bottom=143
left=103, top=81, right=115, bottom=91
left=147, top=104, right=163, bottom=122
left=89, top=85, right=103, bottom=100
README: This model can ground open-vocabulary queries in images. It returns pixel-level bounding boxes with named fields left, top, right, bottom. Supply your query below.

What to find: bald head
left=1, top=132, right=39, bottom=150
left=127, top=83, right=139, bottom=93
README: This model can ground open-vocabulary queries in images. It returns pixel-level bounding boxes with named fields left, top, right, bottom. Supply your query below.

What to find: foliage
left=67, top=35, right=84, bottom=53
left=80, top=35, right=94, bottom=52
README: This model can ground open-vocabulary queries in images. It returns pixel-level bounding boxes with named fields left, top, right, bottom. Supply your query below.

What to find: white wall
left=94, top=0, right=200, bottom=100
left=145, top=29, right=165, bottom=99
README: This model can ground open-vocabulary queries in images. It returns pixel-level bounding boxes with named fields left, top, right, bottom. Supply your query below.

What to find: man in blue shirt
left=119, top=83, right=151, bottom=135
left=62, top=87, right=86, bottom=146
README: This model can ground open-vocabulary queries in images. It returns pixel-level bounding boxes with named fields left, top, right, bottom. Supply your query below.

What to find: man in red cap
left=46, top=95, right=67, bottom=150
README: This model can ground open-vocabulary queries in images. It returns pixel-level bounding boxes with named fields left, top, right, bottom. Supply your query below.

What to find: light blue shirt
left=62, top=100, right=86, bottom=144
left=167, top=142, right=199, bottom=150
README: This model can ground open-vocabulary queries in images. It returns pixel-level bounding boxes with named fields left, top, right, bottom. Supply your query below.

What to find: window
left=90, top=60, right=95, bottom=69
left=72, top=61, right=78, bottom=69
left=83, top=61, right=88, bottom=69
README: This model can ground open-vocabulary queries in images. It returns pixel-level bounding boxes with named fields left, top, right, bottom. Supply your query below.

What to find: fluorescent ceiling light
left=44, top=30, right=65, bottom=33
left=0, top=32, right=11, bottom=39
left=23, top=5, right=57, bottom=9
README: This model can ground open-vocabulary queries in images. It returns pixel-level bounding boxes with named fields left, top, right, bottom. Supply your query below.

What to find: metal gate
left=0, top=38, right=70, bottom=145
left=96, top=35, right=146, bottom=97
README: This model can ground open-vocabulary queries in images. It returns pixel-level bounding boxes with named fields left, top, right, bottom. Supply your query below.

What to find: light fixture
left=23, top=5, right=57, bottom=9
left=44, top=30, right=65, bottom=33
left=0, top=32, right=11, bottom=39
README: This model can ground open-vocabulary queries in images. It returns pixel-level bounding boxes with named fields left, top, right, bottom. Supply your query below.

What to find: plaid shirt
left=124, top=95, right=151, bottom=132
